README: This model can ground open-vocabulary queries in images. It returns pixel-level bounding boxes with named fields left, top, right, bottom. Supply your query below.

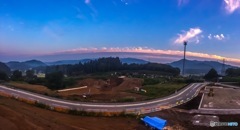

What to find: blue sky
left=0, top=0, right=240, bottom=65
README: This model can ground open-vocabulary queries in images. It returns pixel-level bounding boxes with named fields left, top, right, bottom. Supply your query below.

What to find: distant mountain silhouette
left=45, top=59, right=92, bottom=66
left=5, top=58, right=236, bottom=75
left=0, top=62, right=11, bottom=75
left=23, top=60, right=47, bottom=68
left=120, top=58, right=149, bottom=64
left=169, top=59, right=237, bottom=75
left=45, top=58, right=148, bottom=65
left=6, top=60, right=47, bottom=71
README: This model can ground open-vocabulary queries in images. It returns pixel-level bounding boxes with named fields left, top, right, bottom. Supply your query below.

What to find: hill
left=6, top=61, right=30, bottom=71
left=169, top=59, right=236, bottom=75
left=0, top=62, right=11, bottom=74
left=23, top=60, right=47, bottom=68
left=46, top=58, right=148, bottom=66
left=6, top=60, right=47, bottom=71
left=120, top=58, right=149, bottom=64
left=45, top=59, right=92, bottom=66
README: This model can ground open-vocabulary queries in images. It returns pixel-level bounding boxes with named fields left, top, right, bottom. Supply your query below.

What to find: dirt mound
left=114, top=78, right=143, bottom=91
left=77, top=78, right=107, bottom=88
left=108, top=77, right=124, bottom=87
left=60, top=77, right=145, bottom=102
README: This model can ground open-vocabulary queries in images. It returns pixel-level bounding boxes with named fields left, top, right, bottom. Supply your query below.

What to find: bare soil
left=0, top=95, right=240, bottom=130
left=200, top=87, right=240, bottom=109
left=0, top=96, right=146, bottom=130
left=59, top=78, right=146, bottom=102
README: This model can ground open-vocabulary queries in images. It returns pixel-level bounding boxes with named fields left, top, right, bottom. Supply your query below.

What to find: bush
left=35, top=102, right=50, bottom=109
left=118, top=97, right=136, bottom=102
left=11, top=70, right=23, bottom=81
left=143, top=78, right=160, bottom=85
left=63, top=78, right=76, bottom=87
left=28, top=77, right=46, bottom=85
left=45, top=71, right=65, bottom=90
left=0, top=71, right=9, bottom=81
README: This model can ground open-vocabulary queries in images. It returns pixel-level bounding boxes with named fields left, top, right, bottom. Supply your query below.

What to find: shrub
left=143, top=78, right=160, bottom=85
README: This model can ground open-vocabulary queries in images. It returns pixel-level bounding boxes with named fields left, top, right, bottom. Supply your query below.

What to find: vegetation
left=136, top=82, right=187, bottom=99
left=143, top=78, right=161, bottom=85
left=118, top=97, right=136, bottom=102
left=204, top=68, right=218, bottom=81
left=46, top=57, right=180, bottom=76
left=0, top=62, right=11, bottom=75
left=63, top=77, right=77, bottom=88
left=11, top=70, right=23, bottom=81
left=0, top=71, right=9, bottom=81
left=35, top=102, right=51, bottom=109
left=28, top=77, right=46, bottom=85
left=45, top=71, right=65, bottom=90
left=226, top=68, right=240, bottom=77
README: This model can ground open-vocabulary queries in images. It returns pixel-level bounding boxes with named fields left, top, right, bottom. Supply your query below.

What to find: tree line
left=46, top=57, right=180, bottom=76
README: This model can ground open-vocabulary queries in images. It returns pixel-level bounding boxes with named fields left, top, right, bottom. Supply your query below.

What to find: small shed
left=142, top=116, right=167, bottom=130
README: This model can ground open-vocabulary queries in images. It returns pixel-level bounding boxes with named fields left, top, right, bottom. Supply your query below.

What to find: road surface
left=0, top=83, right=207, bottom=114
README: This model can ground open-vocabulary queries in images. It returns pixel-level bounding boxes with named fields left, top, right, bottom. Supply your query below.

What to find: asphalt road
left=0, top=83, right=207, bottom=114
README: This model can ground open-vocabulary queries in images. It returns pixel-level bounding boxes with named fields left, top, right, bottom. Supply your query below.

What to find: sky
left=0, top=0, right=240, bottom=65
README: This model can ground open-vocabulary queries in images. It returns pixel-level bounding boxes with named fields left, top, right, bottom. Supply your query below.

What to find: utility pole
left=182, top=41, right=187, bottom=76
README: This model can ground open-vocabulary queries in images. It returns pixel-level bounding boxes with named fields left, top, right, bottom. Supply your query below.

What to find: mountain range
left=1, top=58, right=238, bottom=75
left=169, top=59, right=237, bottom=75
left=6, top=60, right=47, bottom=71
left=0, top=62, right=11, bottom=75
left=45, top=58, right=148, bottom=66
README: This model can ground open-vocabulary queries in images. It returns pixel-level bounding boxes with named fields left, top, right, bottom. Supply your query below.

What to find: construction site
left=57, top=76, right=147, bottom=102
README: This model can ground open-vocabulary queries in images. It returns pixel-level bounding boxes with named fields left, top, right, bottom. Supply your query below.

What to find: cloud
left=85, top=0, right=91, bottom=4
left=208, top=34, right=212, bottom=39
left=214, top=34, right=225, bottom=40
left=208, top=34, right=225, bottom=40
left=51, top=47, right=240, bottom=66
left=224, top=0, right=240, bottom=13
left=174, top=28, right=203, bottom=44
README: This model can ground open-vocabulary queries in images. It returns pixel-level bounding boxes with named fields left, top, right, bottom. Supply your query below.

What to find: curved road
left=0, top=83, right=208, bottom=114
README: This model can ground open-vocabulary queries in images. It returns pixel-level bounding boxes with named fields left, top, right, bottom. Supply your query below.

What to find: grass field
left=134, top=83, right=187, bottom=99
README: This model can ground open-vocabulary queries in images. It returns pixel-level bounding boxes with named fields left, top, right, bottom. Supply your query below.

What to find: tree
left=11, top=70, right=23, bottom=81
left=26, top=70, right=35, bottom=79
left=45, top=71, right=64, bottom=90
left=0, top=71, right=8, bottom=81
left=204, top=68, right=218, bottom=81
left=226, top=68, right=240, bottom=77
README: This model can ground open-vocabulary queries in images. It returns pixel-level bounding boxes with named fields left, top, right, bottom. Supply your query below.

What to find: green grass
left=221, top=76, right=240, bottom=82
left=135, top=83, right=187, bottom=98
